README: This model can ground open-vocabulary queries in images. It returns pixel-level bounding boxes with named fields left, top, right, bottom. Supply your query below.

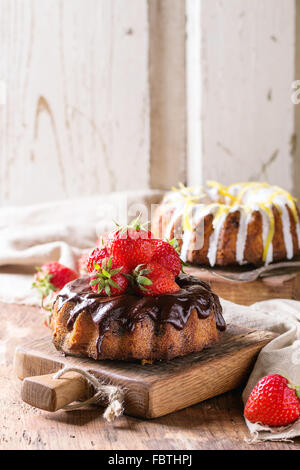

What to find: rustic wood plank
left=1, top=301, right=300, bottom=449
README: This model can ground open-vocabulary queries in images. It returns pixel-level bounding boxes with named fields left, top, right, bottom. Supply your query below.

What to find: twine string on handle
left=53, top=366, right=124, bottom=422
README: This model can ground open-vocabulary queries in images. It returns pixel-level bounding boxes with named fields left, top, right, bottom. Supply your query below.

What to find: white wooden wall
left=1, top=0, right=299, bottom=207
left=187, top=0, right=299, bottom=199
left=295, top=0, right=300, bottom=198
left=0, top=0, right=150, bottom=206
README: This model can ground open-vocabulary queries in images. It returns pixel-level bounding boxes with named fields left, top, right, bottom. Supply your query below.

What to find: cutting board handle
left=21, top=371, right=91, bottom=412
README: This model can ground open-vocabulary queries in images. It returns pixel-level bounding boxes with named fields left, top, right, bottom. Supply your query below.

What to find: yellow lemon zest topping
left=259, top=204, right=275, bottom=262
left=207, top=181, right=237, bottom=202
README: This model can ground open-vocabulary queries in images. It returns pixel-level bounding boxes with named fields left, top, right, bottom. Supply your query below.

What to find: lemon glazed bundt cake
left=50, top=274, right=225, bottom=362
left=152, top=182, right=300, bottom=267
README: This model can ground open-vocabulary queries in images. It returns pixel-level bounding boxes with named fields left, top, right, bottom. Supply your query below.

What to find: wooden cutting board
left=15, top=325, right=276, bottom=419
left=185, top=266, right=300, bottom=305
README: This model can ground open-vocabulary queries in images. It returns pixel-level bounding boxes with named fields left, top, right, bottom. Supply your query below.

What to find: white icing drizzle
left=259, top=204, right=273, bottom=265
left=230, top=205, right=251, bottom=265
left=180, top=204, right=222, bottom=263
left=180, top=230, right=193, bottom=263
left=164, top=203, right=185, bottom=240
left=207, top=210, right=228, bottom=267
left=180, top=204, right=208, bottom=262
left=280, top=204, right=294, bottom=259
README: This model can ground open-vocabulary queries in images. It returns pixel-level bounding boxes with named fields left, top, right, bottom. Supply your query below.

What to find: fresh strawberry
left=151, top=239, right=182, bottom=277
left=86, top=246, right=110, bottom=273
left=108, top=216, right=154, bottom=269
left=108, top=232, right=133, bottom=267
left=90, top=257, right=129, bottom=296
left=244, top=374, right=300, bottom=427
left=127, top=261, right=179, bottom=296
left=110, top=234, right=154, bottom=270
left=33, top=262, right=78, bottom=298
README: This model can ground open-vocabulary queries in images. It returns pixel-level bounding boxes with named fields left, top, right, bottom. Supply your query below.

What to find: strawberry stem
left=32, top=270, right=56, bottom=298
left=112, top=214, right=150, bottom=236
left=90, top=257, right=123, bottom=295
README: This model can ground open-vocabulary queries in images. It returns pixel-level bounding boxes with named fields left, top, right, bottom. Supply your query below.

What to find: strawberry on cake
left=50, top=217, right=226, bottom=362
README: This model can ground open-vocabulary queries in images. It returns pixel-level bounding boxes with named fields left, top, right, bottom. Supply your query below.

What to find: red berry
left=33, top=262, right=78, bottom=297
left=244, top=374, right=300, bottom=427
left=130, top=237, right=154, bottom=268
left=129, top=261, right=179, bottom=296
left=86, top=247, right=110, bottom=273
left=108, top=232, right=134, bottom=267
left=109, top=228, right=154, bottom=270
left=151, top=239, right=182, bottom=277
left=90, top=257, right=129, bottom=297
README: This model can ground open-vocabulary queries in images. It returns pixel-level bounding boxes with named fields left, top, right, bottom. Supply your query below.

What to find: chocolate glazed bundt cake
left=50, top=274, right=226, bottom=362
left=152, top=182, right=300, bottom=267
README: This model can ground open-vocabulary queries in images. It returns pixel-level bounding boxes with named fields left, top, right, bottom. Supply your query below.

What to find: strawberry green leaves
left=124, top=264, right=153, bottom=292
left=89, top=257, right=128, bottom=297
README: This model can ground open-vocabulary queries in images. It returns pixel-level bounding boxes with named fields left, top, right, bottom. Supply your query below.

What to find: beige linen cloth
left=0, top=190, right=164, bottom=305
left=0, top=190, right=300, bottom=441
left=222, top=299, right=300, bottom=441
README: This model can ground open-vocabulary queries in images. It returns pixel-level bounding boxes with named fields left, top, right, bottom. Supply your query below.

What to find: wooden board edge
left=14, top=346, right=64, bottom=380
left=146, top=334, right=275, bottom=418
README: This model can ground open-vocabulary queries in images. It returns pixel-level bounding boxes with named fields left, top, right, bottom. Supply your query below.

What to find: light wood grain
left=15, top=325, right=276, bottom=418
left=0, top=0, right=150, bottom=206
left=1, top=0, right=300, bottom=207
left=294, top=0, right=300, bottom=200
left=186, top=0, right=297, bottom=197
left=1, top=302, right=299, bottom=449
left=148, top=0, right=186, bottom=189
left=0, top=0, right=189, bottom=207
left=185, top=266, right=300, bottom=305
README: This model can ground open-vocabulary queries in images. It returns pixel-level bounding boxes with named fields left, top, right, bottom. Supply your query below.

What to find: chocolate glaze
left=55, top=273, right=226, bottom=356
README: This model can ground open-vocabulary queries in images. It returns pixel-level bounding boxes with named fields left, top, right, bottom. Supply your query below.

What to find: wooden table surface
left=1, top=302, right=300, bottom=451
